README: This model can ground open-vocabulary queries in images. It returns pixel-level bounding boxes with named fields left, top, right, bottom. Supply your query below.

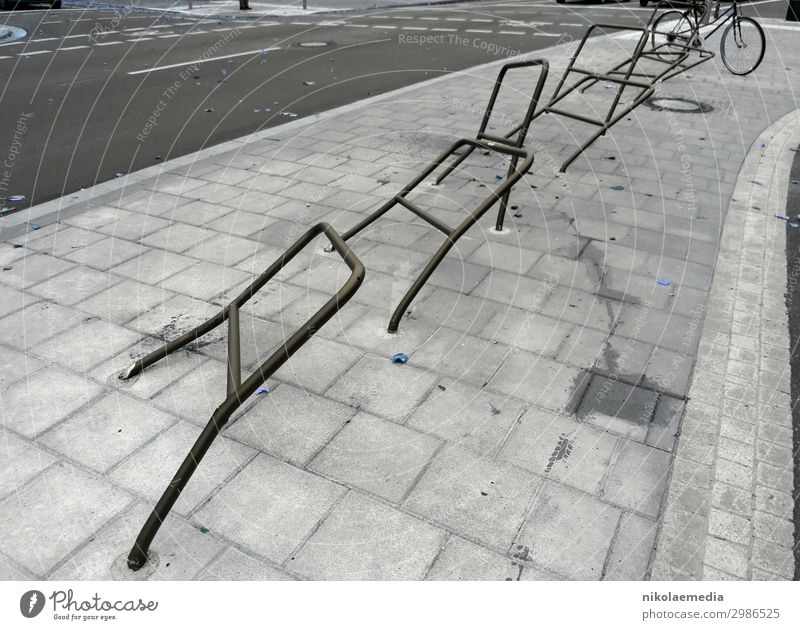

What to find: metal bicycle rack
left=499, top=17, right=713, bottom=172
left=335, top=61, right=543, bottom=334
left=120, top=223, right=365, bottom=571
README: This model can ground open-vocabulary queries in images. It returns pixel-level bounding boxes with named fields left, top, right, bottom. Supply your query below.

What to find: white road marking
left=95, top=41, right=123, bottom=46
left=430, top=28, right=458, bottom=32
left=128, top=47, right=281, bottom=74
left=465, top=29, right=492, bottom=34
left=20, top=50, right=52, bottom=56
left=498, top=31, right=526, bottom=35
left=344, top=24, right=369, bottom=28
left=58, top=45, right=91, bottom=51
left=373, top=25, right=398, bottom=29
left=401, top=26, right=428, bottom=31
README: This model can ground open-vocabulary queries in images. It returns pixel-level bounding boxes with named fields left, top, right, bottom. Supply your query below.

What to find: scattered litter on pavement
left=775, top=213, right=790, bottom=220
left=9, top=195, right=25, bottom=202
left=437, top=384, right=446, bottom=391
left=30, top=224, right=41, bottom=230
left=154, top=155, right=162, bottom=161
left=115, top=172, right=125, bottom=178
left=695, top=213, right=706, bottom=220
left=750, top=180, right=763, bottom=186
left=2, top=266, right=11, bottom=271
left=391, top=353, right=408, bottom=364
left=790, top=148, right=800, bottom=153
left=221, top=69, right=227, bottom=76
left=757, top=143, right=766, bottom=148
left=495, top=173, right=503, bottom=180
left=303, top=81, right=316, bottom=86
left=255, top=386, right=270, bottom=395
left=281, top=112, right=298, bottom=118
left=489, top=403, right=501, bottom=416
left=609, top=185, right=624, bottom=191
left=12, top=244, right=22, bottom=249
left=199, top=526, right=209, bottom=534
left=657, top=278, right=671, bottom=286
left=792, top=180, right=799, bottom=186
left=205, top=108, right=214, bottom=112
left=790, top=223, right=799, bottom=229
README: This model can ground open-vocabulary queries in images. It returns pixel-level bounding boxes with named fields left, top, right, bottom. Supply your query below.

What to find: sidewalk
left=0, top=21, right=798, bottom=581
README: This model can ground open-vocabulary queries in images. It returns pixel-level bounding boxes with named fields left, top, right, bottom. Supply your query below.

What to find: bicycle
left=649, top=0, right=765, bottom=75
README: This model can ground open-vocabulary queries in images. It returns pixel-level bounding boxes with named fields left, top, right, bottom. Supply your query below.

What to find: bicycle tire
left=720, top=16, right=765, bottom=75
left=651, top=10, right=694, bottom=61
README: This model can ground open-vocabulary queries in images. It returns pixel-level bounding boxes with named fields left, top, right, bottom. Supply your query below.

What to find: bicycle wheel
left=720, top=16, right=765, bottom=75
left=651, top=10, right=695, bottom=61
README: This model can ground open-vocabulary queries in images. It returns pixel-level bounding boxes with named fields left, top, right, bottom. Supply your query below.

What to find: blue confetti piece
left=775, top=213, right=790, bottom=220
left=256, top=386, right=270, bottom=395
left=2, top=266, right=12, bottom=271
left=790, top=223, right=799, bottom=229
left=656, top=279, right=671, bottom=286
left=30, top=223, right=41, bottom=230
left=495, top=174, right=503, bottom=180
left=750, top=180, right=763, bottom=186
left=610, top=185, right=625, bottom=191
left=221, top=68, right=228, bottom=76
left=199, top=526, right=209, bottom=534
left=695, top=213, right=706, bottom=220
left=391, top=353, right=408, bottom=364
left=790, top=148, right=800, bottom=153
left=115, top=172, right=125, bottom=178
left=12, top=244, right=22, bottom=249
left=489, top=403, right=501, bottom=416
left=757, top=143, right=766, bottom=148
left=489, top=124, right=496, bottom=129
left=792, top=180, right=800, bottom=186
left=9, top=195, right=25, bottom=202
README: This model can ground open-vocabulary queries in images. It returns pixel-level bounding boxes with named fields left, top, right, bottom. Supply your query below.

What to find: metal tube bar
left=125, top=223, right=364, bottom=571
left=226, top=305, right=240, bottom=397
left=396, top=197, right=453, bottom=235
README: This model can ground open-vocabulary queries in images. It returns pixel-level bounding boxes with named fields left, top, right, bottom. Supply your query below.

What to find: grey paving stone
left=30, top=267, right=117, bottom=306
left=40, top=392, right=176, bottom=474
left=411, top=287, right=500, bottom=335
left=404, top=444, right=541, bottom=550
left=328, top=355, right=438, bottom=422
left=63, top=237, right=144, bottom=271
left=410, top=326, right=508, bottom=386
left=309, top=412, right=440, bottom=503
left=110, top=420, right=255, bottom=516
left=141, top=223, right=216, bottom=253
left=425, top=535, right=550, bottom=581
left=111, top=249, right=198, bottom=285
left=339, top=308, right=436, bottom=357
left=200, top=547, right=293, bottom=581
left=644, top=346, right=693, bottom=397
left=183, top=233, right=260, bottom=267
left=1, top=367, right=104, bottom=438
left=194, top=454, right=345, bottom=564
left=499, top=407, right=617, bottom=496
left=704, top=537, right=748, bottom=579
left=78, top=279, right=174, bottom=326
left=128, top=294, right=223, bottom=341
left=515, top=481, right=621, bottom=580
left=96, top=211, right=171, bottom=241
left=406, top=378, right=523, bottom=456
left=480, top=307, right=572, bottom=358
left=605, top=440, right=671, bottom=518
left=577, top=376, right=658, bottom=442
left=0, top=283, right=30, bottom=319
left=647, top=395, right=685, bottom=451
left=0, top=430, right=56, bottom=500
left=0, top=345, right=44, bottom=391
left=49, top=502, right=223, bottom=581
left=33, top=317, right=139, bottom=373
left=274, top=336, right=364, bottom=395
left=161, top=261, right=252, bottom=301
left=0, top=464, right=132, bottom=576
left=604, top=513, right=657, bottom=580
left=0, top=251, right=75, bottom=290
left=708, top=508, right=751, bottom=546
left=287, top=491, right=446, bottom=580
left=25, top=224, right=107, bottom=257
left=487, top=352, right=589, bottom=414
left=225, top=383, right=355, bottom=467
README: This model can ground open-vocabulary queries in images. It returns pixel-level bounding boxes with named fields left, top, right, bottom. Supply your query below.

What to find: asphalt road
left=0, top=0, right=791, bottom=212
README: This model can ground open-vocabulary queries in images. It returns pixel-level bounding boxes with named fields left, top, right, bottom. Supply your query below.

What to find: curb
left=651, top=107, right=800, bottom=581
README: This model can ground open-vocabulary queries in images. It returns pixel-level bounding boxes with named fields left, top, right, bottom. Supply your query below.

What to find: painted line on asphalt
left=127, top=47, right=281, bottom=74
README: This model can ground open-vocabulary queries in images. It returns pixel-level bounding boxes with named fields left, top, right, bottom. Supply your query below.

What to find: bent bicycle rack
left=120, top=223, right=364, bottom=571
left=434, top=59, right=549, bottom=228
left=336, top=137, right=534, bottom=335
